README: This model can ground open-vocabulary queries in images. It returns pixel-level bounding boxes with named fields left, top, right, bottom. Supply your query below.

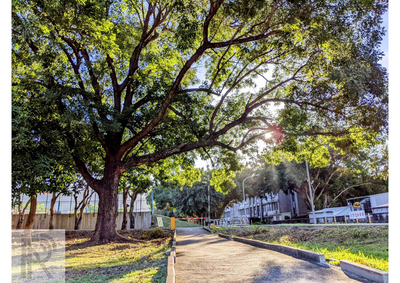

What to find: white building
left=309, top=192, right=389, bottom=223
left=14, top=191, right=150, bottom=215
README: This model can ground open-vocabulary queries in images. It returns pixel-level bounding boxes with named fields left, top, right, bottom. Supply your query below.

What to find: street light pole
left=208, top=172, right=210, bottom=227
left=305, top=160, right=316, bottom=224
left=242, top=174, right=260, bottom=225
left=151, top=189, right=154, bottom=215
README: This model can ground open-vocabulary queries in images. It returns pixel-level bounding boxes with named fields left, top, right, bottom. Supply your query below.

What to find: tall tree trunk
left=91, top=188, right=119, bottom=242
left=73, top=192, right=79, bottom=230
left=121, top=187, right=129, bottom=230
left=24, top=194, right=37, bottom=229
left=74, top=202, right=86, bottom=230
left=74, top=185, right=93, bottom=230
left=16, top=214, right=24, bottom=230
left=74, top=215, right=83, bottom=230
left=90, top=165, right=122, bottom=242
left=16, top=197, right=31, bottom=229
left=49, top=192, right=60, bottom=229
left=129, top=190, right=139, bottom=229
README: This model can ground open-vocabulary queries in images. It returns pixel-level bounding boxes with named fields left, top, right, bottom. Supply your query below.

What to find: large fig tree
left=12, top=0, right=387, bottom=242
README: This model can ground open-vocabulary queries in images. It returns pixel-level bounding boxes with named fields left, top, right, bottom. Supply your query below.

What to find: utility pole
left=305, top=160, right=316, bottom=224
left=151, top=189, right=154, bottom=215
left=242, top=174, right=260, bottom=225
left=208, top=170, right=211, bottom=227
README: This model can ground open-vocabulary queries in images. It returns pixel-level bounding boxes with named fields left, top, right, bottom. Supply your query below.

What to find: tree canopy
left=151, top=181, right=225, bottom=217
left=12, top=0, right=388, bottom=241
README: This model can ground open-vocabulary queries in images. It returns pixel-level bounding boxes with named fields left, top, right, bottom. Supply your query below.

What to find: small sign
left=156, top=217, right=164, bottom=227
left=349, top=210, right=366, bottom=219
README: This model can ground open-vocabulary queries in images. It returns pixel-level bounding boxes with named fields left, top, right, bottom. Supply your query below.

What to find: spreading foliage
left=12, top=0, right=388, bottom=239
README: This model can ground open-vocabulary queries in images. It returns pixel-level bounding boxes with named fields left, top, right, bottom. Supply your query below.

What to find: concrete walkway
left=175, top=227, right=362, bottom=283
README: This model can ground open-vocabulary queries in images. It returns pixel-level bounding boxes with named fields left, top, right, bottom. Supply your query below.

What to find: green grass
left=64, top=240, right=170, bottom=282
left=218, top=226, right=388, bottom=271
left=12, top=231, right=172, bottom=283
left=154, top=214, right=202, bottom=228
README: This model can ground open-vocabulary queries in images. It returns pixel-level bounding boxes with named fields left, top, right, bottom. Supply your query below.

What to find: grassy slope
left=65, top=241, right=169, bottom=282
left=154, top=214, right=202, bottom=228
left=21, top=230, right=173, bottom=283
left=218, top=226, right=388, bottom=271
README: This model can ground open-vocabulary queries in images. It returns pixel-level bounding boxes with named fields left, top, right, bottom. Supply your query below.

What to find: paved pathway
left=175, top=227, right=363, bottom=283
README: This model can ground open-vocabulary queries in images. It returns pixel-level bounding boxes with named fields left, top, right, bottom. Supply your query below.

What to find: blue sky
left=380, top=10, right=388, bottom=69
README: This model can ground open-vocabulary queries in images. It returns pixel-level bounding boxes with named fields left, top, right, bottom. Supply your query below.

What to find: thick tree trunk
left=24, top=194, right=37, bottom=229
left=91, top=188, right=119, bottom=242
left=121, top=187, right=129, bottom=230
left=91, top=167, right=121, bottom=242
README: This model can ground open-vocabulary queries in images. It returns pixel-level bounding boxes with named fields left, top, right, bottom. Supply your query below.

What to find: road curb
left=202, top=226, right=213, bottom=233
left=166, top=230, right=177, bottom=283
left=218, top=233, right=327, bottom=266
left=340, top=260, right=388, bottom=283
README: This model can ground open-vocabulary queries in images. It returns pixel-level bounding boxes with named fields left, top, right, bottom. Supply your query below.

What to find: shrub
left=140, top=227, right=169, bottom=240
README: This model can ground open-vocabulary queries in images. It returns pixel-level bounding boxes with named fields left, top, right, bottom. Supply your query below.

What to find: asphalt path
left=175, top=227, right=363, bottom=283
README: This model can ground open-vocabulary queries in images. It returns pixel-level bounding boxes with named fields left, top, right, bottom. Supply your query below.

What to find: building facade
left=308, top=192, right=388, bottom=223
left=223, top=189, right=309, bottom=221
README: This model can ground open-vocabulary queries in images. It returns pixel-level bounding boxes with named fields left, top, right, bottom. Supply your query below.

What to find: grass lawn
left=12, top=229, right=173, bottom=283
left=153, top=214, right=202, bottom=228
left=64, top=230, right=173, bottom=282
left=217, top=226, right=388, bottom=271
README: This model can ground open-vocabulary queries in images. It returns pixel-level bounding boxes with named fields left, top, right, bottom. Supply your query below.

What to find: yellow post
left=324, top=216, right=327, bottom=224
left=356, top=215, right=359, bottom=224
left=334, top=216, right=336, bottom=224
left=344, top=215, right=347, bottom=224
left=368, top=213, right=372, bottom=224
left=171, top=217, right=175, bottom=231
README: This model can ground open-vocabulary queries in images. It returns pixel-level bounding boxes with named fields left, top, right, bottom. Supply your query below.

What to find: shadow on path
left=175, top=227, right=363, bottom=283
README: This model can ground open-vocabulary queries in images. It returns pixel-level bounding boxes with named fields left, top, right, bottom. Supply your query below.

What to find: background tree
left=12, top=0, right=388, bottom=241
left=119, top=172, right=153, bottom=230
left=12, top=87, right=75, bottom=229
left=151, top=181, right=225, bottom=218
left=71, top=176, right=95, bottom=230
left=47, top=173, right=74, bottom=229
left=268, top=144, right=388, bottom=210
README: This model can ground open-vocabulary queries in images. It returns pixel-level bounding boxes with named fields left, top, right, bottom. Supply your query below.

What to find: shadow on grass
left=64, top=238, right=171, bottom=282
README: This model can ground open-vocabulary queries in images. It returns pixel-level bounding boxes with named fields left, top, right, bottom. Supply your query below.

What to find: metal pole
left=151, top=189, right=154, bottom=215
left=305, top=160, right=316, bottom=224
left=242, top=176, right=251, bottom=225
left=242, top=174, right=260, bottom=226
left=208, top=173, right=210, bottom=227
left=242, top=178, right=247, bottom=224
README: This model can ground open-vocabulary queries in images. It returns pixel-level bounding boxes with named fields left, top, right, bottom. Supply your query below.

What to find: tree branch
left=106, top=54, right=121, bottom=111
left=328, top=182, right=372, bottom=207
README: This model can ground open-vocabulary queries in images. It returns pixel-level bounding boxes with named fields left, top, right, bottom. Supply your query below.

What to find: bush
left=140, top=227, right=170, bottom=240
